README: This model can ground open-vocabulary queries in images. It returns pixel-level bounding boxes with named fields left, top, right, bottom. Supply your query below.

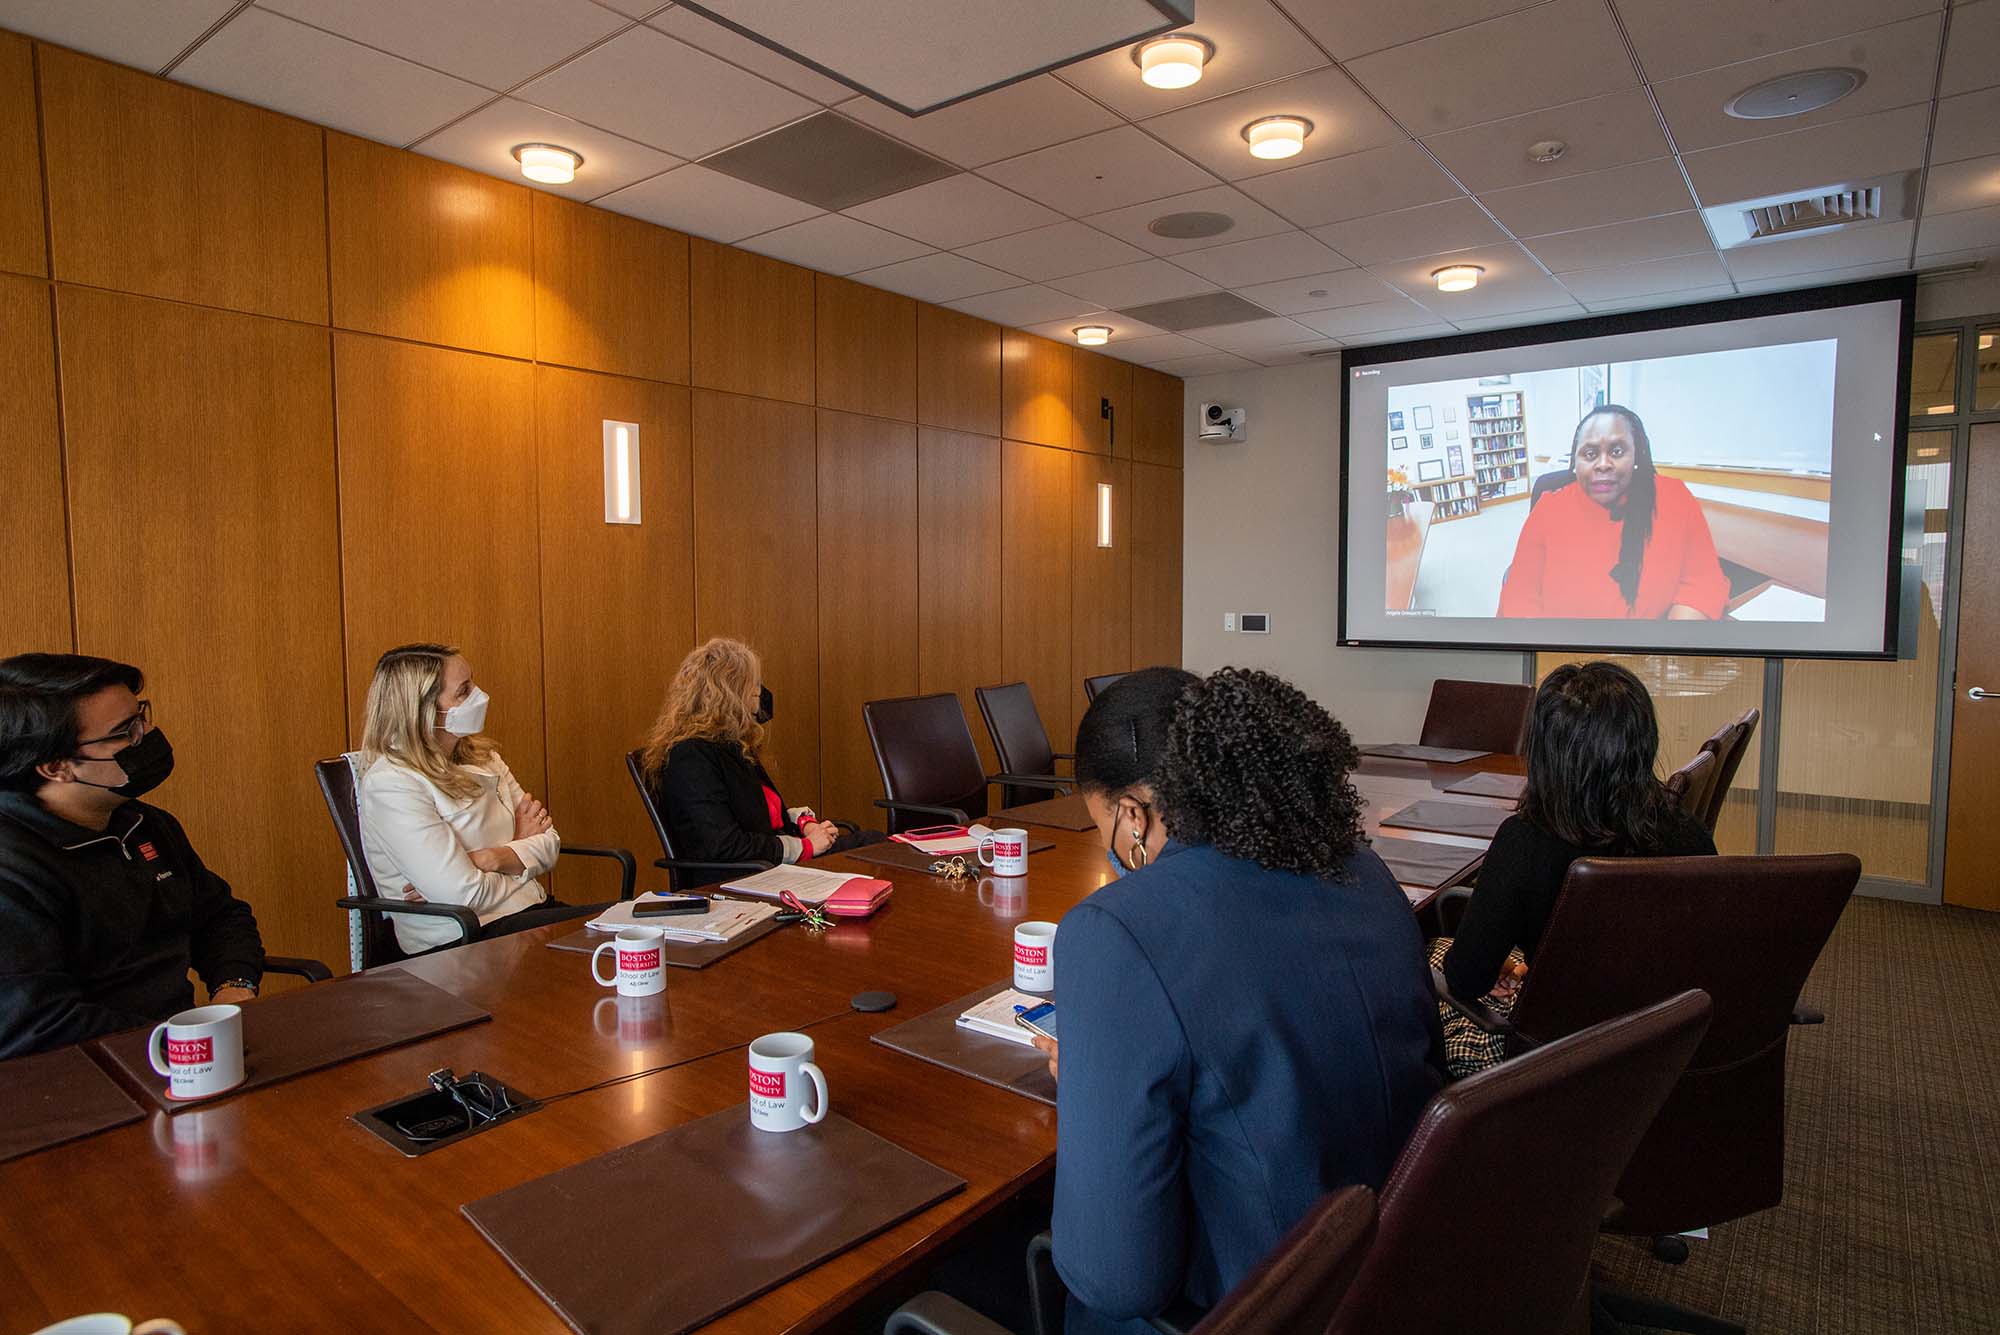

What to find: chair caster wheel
left=1651, top=1234, right=1690, bottom=1265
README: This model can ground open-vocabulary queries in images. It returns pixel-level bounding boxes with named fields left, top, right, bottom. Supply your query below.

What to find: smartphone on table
left=1014, top=1002, right=1057, bottom=1041
left=633, top=894, right=709, bottom=917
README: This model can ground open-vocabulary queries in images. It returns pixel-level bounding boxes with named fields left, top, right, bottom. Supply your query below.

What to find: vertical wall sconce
left=1097, top=482, right=1114, bottom=548
left=603, top=420, right=640, bottom=524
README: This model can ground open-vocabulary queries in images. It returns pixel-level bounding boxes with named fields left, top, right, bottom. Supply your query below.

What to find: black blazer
left=652, top=738, right=801, bottom=880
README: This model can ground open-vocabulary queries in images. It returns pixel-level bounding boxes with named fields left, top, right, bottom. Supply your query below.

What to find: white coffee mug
left=591, top=926, right=667, bottom=997
left=1014, top=920, right=1057, bottom=993
left=978, top=827, right=1030, bottom=877
left=32, top=1315, right=185, bottom=1335
left=747, top=1031, right=828, bottom=1133
left=146, top=1004, right=244, bottom=1101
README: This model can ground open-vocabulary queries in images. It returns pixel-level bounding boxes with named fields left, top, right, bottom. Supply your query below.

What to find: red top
left=762, top=783, right=810, bottom=859
left=1498, top=477, right=1729, bottom=620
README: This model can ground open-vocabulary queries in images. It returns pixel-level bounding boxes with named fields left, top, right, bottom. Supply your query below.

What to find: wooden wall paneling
left=535, top=367, right=693, bottom=900
left=691, top=390, right=821, bottom=806
left=1129, top=366, right=1186, bottom=466
left=327, top=134, right=532, bottom=357
left=333, top=334, right=547, bottom=798
left=1070, top=347, right=1131, bottom=457
left=816, top=275, right=916, bottom=423
left=816, top=410, right=919, bottom=817
left=689, top=239, right=814, bottom=405
left=0, top=35, right=44, bottom=278
left=0, top=274, right=70, bottom=652
left=1002, top=330, right=1072, bottom=450
left=58, top=288, right=347, bottom=969
left=39, top=47, right=326, bottom=323
left=918, top=429, right=1003, bottom=773
left=1070, top=453, right=1132, bottom=724
left=1001, top=440, right=1074, bottom=752
left=1131, top=461, right=1184, bottom=670
left=917, top=304, right=1000, bottom=436
left=533, top=194, right=688, bottom=384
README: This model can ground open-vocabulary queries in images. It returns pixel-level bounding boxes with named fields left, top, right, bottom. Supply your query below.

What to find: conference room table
left=0, top=752, right=1522, bottom=1335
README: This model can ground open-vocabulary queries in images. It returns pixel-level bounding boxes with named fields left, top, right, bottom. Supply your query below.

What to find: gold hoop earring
left=1129, top=829, right=1149, bottom=869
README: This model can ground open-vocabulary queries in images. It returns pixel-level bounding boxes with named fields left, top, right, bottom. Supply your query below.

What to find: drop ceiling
left=6, top=0, right=1996, bottom=377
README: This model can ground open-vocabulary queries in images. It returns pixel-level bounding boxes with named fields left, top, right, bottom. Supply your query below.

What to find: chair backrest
left=974, top=682, right=1057, bottom=810
left=1662, top=746, right=1718, bottom=822
left=1082, top=672, right=1127, bottom=704
left=1697, top=706, right=1760, bottom=831
left=624, top=748, right=681, bottom=861
left=1188, top=1186, right=1376, bottom=1335
left=1529, top=468, right=1574, bottom=510
left=1507, top=854, right=1859, bottom=1235
left=1418, top=678, right=1534, bottom=754
left=1327, top=991, right=1713, bottom=1335
left=314, top=755, right=404, bottom=970
left=862, top=693, right=990, bottom=834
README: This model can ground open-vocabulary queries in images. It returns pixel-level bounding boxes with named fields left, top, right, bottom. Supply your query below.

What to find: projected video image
left=1382, top=341, right=1836, bottom=623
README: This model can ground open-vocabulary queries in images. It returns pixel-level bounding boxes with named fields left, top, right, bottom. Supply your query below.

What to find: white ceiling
left=6, top=0, right=1997, bottom=369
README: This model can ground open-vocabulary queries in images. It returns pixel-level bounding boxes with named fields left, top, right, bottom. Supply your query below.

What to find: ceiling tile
left=849, top=251, right=1020, bottom=302
left=844, top=172, right=1061, bottom=248
left=0, top=0, right=238, bottom=71
left=1293, top=296, right=1444, bottom=337
left=1100, top=332, right=1221, bottom=365
left=1121, top=290, right=1276, bottom=329
left=1082, top=184, right=1292, bottom=256
left=1340, top=320, right=1459, bottom=348
left=1679, top=102, right=1930, bottom=202
left=1733, top=260, right=1913, bottom=295
left=954, top=221, right=1152, bottom=281
left=1941, top=0, right=2000, bottom=97
left=1310, top=197, right=1510, bottom=266
left=736, top=212, right=933, bottom=273
left=1251, top=340, right=1345, bottom=365
left=1480, top=158, right=1696, bottom=237
left=699, top=112, right=955, bottom=212
left=1523, top=210, right=1717, bottom=271
left=1169, top=231, right=1350, bottom=286
left=414, top=99, right=681, bottom=201
left=1137, top=66, right=1406, bottom=181
left=594, top=162, right=822, bottom=241
left=1422, top=89, right=1675, bottom=194
left=1612, top=0, right=1939, bottom=82
left=172, top=7, right=491, bottom=145
left=1369, top=242, right=1574, bottom=319
left=1238, top=141, right=1462, bottom=228
left=1917, top=203, right=2000, bottom=257
left=1580, top=285, right=1735, bottom=313
left=1180, top=316, right=1327, bottom=354
left=1345, top=0, right=1638, bottom=138
left=1651, top=16, right=1941, bottom=155
left=1923, top=154, right=2000, bottom=216
left=1051, top=258, right=1218, bottom=309
left=1231, top=268, right=1399, bottom=314
left=592, top=0, right=664, bottom=15
left=1150, top=351, right=1263, bottom=376
left=981, top=126, right=1219, bottom=215
left=947, top=284, right=1105, bottom=325
left=1931, top=86, right=2000, bottom=166
left=1556, top=251, right=1731, bottom=301
left=258, top=0, right=624, bottom=90
left=1448, top=303, right=1585, bottom=332
left=645, top=5, right=855, bottom=103
left=1283, top=0, right=1548, bottom=61
left=834, top=77, right=1120, bottom=168
left=1021, top=311, right=1168, bottom=343
left=516, top=25, right=816, bottom=160
left=1722, top=220, right=1917, bottom=279
left=1051, top=0, right=1330, bottom=121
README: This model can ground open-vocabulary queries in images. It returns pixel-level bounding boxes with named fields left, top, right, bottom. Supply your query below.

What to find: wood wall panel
left=919, top=429, right=1003, bottom=774
left=40, top=47, right=326, bottom=323
left=58, top=288, right=347, bottom=969
left=328, top=134, right=532, bottom=357
left=0, top=274, right=70, bottom=653
left=690, top=239, right=814, bottom=405
left=1002, top=330, right=1071, bottom=450
left=816, top=275, right=916, bottom=423
left=1131, top=461, right=1184, bottom=670
left=536, top=368, right=693, bottom=899
left=1070, top=348, right=1131, bottom=457
left=0, top=35, right=44, bottom=278
left=1070, top=454, right=1132, bottom=724
left=692, top=390, right=820, bottom=806
left=1002, top=440, right=1073, bottom=751
left=533, top=194, right=688, bottom=384
left=816, top=410, right=919, bottom=817
left=1129, top=366, right=1185, bottom=466
left=333, top=335, right=547, bottom=799
left=918, top=305, right=1001, bottom=437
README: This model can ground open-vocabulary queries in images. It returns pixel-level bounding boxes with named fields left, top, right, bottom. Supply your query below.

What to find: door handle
left=1971, top=687, right=1992, bottom=700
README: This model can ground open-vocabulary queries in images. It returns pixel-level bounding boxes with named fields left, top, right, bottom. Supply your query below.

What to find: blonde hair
left=361, top=642, right=495, bottom=800
left=641, top=638, right=766, bottom=780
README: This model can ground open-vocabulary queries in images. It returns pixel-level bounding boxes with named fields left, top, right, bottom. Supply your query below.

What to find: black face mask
left=73, top=728, right=176, bottom=799
left=755, top=685, right=774, bottom=725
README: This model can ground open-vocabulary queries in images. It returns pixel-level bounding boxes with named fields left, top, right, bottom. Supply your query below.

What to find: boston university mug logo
left=748, top=1066, right=785, bottom=1099
left=622, top=947, right=661, bottom=973
left=165, top=1036, right=213, bottom=1065
left=1014, top=943, right=1048, bottom=967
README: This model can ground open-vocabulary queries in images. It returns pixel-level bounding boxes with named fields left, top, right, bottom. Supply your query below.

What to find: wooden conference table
left=0, top=753, right=1522, bottom=1334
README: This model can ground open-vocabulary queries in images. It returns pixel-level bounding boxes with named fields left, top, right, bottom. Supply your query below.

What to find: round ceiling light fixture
left=1432, top=264, right=1485, bottom=293
left=1242, top=115, right=1313, bottom=160
left=1527, top=138, right=1567, bottom=164
left=1724, top=67, right=1865, bottom=120
left=1073, top=325, right=1112, bottom=346
left=1133, top=35, right=1212, bottom=90
left=1148, top=210, right=1235, bottom=239
left=513, top=142, right=583, bottom=184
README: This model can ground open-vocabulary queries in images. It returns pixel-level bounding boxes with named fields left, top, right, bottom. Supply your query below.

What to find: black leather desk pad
left=544, top=913, right=782, bottom=968
left=1443, top=771, right=1527, bottom=801
left=1380, top=799, right=1511, bottom=840
left=92, top=970, right=490, bottom=1114
left=1358, top=743, right=1492, bottom=764
left=463, top=1107, right=964, bottom=1335
left=1370, top=835, right=1485, bottom=890
left=871, top=981, right=1056, bottom=1108
left=837, top=836, right=1054, bottom=876
left=994, top=794, right=1096, bottom=830
left=0, top=1044, right=145, bottom=1163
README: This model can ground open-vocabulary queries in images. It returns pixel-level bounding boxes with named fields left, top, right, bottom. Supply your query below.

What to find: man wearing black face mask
left=0, top=653, right=266, bottom=1059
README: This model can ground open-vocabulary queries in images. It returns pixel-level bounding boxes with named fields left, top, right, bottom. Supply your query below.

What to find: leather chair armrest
left=1430, top=884, right=1474, bottom=937
left=1050, top=751, right=1076, bottom=762
left=652, top=856, right=773, bottom=875
left=1790, top=1004, right=1825, bottom=1025
left=885, top=1292, right=1017, bottom=1335
left=1026, top=1230, right=1062, bottom=1335
left=1430, top=967, right=1518, bottom=1037
left=334, top=897, right=483, bottom=945
left=560, top=844, right=637, bottom=900
left=1146, top=1301, right=1209, bottom=1335
left=988, top=773, right=1074, bottom=794
left=262, top=955, right=333, bottom=983
left=875, top=798, right=973, bottom=825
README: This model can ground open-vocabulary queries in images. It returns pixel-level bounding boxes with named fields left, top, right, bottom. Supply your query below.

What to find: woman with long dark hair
left=1498, top=404, right=1729, bottom=619
left=1433, top=660, right=1715, bottom=1075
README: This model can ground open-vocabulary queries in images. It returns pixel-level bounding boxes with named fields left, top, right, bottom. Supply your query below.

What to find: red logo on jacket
left=138, top=841, right=160, bottom=862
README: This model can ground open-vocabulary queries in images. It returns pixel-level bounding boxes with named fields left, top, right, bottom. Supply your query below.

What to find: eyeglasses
left=76, top=699, right=151, bottom=751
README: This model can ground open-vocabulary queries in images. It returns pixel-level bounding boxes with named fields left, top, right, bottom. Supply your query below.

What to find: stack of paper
left=891, top=823, right=995, bottom=857
left=719, top=865, right=872, bottom=905
left=955, top=989, right=1048, bottom=1048
left=586, top=895, right=778, bottom=941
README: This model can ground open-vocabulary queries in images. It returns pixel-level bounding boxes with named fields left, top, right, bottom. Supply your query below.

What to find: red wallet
left=821, top=877, right=894, bottom=918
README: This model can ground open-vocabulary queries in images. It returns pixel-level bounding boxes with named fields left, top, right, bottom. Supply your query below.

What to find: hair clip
left=930, top=855, right=973, bottom=882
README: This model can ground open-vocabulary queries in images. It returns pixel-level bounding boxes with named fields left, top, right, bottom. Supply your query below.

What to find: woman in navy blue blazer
left=1038, top=667, right=1443, bottom=1335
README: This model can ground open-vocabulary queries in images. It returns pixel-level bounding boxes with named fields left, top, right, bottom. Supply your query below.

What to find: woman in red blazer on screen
left=1498, top=404, right=1730, bottom=620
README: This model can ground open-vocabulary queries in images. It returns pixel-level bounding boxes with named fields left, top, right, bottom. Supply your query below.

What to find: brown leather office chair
left=863, top=693, right=1069, bottom=835
left=623, top=748, right=775, bottom=892
left=974, top=682, right=1075, bottom=810
left=1663, top=746, right=1719, bottom=823
left=1418, top=678, right=1533, bottom=754
left=1082, top=672, right=1128, bottom=704
left=1696, top=707, right=1760, bottom=832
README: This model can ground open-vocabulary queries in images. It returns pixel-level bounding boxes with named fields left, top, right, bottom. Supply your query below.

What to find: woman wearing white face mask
left=357, top=643, right=581, bottom=953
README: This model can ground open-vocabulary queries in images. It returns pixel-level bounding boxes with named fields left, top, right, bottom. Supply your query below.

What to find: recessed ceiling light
left=1527, top=139, right=1567, bottom=164
left=513, top=142, right=582, bottom=185
left=1073, top=325, right=1112, bottom=346
left=1432, top=264, right=1484, bottom=292
left=1133, top=35, right=1211, bottom=90
left=1724, top=68, right=1865, bottom=120
left=1149, top=210, right=1234, bottom=239
left=1242, top=115, right=1312, bottom=160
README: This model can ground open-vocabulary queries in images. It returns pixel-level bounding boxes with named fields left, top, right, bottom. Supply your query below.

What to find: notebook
left=890, top=824, right=997, bottom=857
left=955, top=988, right=1050, bottom=1048
left=719, top=865, right=891, bottom=906
left=587, top=895, right=779, bottom=942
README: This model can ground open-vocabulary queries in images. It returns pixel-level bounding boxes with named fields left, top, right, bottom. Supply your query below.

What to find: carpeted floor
left=1591, top=895, right=2000, bottom=1333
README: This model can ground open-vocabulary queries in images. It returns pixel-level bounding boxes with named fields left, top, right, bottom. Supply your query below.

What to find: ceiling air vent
left=1702, top=173, right=1913, bottom=250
